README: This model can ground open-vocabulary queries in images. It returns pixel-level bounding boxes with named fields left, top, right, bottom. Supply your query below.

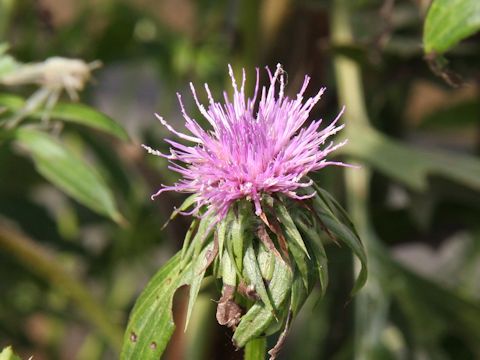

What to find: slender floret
left=143, top=64, right=350, bottom=220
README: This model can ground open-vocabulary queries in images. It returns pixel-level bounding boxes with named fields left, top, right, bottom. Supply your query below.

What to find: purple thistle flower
left=143, top=64, right=350, bottom=221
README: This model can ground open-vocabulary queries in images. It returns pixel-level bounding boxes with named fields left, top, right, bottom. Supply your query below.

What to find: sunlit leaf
left=184, top=241, right=214, bottom=330
left=424, top=0, right=480, bottom=54
left=0, top=94, right=128, bottom=140
left=0, top=346, right=22, bottom=360
left=15, top=128, right=124, bottom=224
left=276, top=201, right=310, bottom=259
left=121, top=253, right=187, bottom=360
left=229, top=202, right=253, bottom=274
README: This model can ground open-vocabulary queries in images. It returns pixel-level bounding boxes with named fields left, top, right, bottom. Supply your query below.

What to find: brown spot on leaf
left=150, top=341, right=157, bottom=350
left=165, top=278, right=171, bottom=285
left=130, top=332, right=137, bottom=342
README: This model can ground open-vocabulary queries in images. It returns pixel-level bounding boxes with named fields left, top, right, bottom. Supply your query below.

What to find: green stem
left=332, top=1, right=389, bottom=359
left=0, top=0, right=14, bottom=39
left=0, top=218, right=123, bottom=351
left=244, top=337, right=267, bottom=360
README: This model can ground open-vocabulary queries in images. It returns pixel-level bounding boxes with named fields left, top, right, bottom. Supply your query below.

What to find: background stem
left=0, top=218, right=123, bottom=351
left=332, top=1, right=387, bottom=359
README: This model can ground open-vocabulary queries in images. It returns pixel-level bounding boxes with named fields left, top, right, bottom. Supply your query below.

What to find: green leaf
left=276, top=201, right=310, bottom=259
left=180, top=219, right=199, bottom=264
left=290, top=271, right=309, bottom=317
left=181, top=214, right=214, bottom=270
left=0, top=94, right=128, bottom=140
left=121, top=253, right=187, bottom=360
left=233, top=255, right=292, bottom=347
left=312, top=191, right=368, bottom=295
left=274, top=201, right=311, bottom=288
left=243, top=243, right=275, bottom=312
left=424, top=0, right=480, bottom=54
left=184, top=241, right=214, bottom=330
left=229, top=202, right=253, bottom=274
left=295, top=218, right=329, bottom=296
left=221, top=250, right=237, bottom=286
left=216, top=210, right=234, bottom=265
left=15, top=128, right=124, bottom=224
left=0, top=346, right=22, bottom=360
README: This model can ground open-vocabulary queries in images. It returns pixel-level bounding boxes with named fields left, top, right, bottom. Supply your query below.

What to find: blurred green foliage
left=0, top=0, right=479, bottom=359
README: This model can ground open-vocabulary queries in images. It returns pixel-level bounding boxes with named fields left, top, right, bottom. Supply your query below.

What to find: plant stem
left=244, top=337, right=267, bottom=360
left=331, top=1, right=390, bottom=359
left=0, top=218, right=123, bottom=351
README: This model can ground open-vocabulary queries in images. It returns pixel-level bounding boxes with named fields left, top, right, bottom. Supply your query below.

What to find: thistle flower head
left=143, top=64, right=349, bottom=220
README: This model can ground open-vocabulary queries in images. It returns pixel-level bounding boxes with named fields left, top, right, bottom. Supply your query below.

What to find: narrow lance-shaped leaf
left=243, top=243, right=275, bottom=312
left=15, top=128, right=124, bottom=224
left=216, top=210, right=233, bottom=265
left=289, top=272, right=309, bottom=318
left=0, top=94, right=128, bottom=140
left=295, top=217, right=329, bottom=296
left=184, top=241, right=215, bottom=330
left=233, top=255, right=292, bottom=347
left=181, top=214, right=215, bottom=270
left=229, top=202, right=253, bottom=274
left=273, top=201, right=310, bottom=288
left=275, top=200, right=310, bottom=259
left=312, top=191, right=367, bottom=294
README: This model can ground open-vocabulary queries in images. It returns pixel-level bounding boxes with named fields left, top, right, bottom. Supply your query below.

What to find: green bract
left=121, top=182, right=367, bottom=360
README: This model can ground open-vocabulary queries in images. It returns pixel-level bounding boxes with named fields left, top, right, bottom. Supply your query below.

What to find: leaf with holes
left=121, top=253, right=189, bottom=360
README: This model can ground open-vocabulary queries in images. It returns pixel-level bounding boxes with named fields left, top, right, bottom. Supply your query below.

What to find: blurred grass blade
left=0, top=94, right=128, bottom=140
left=342, top=124, right=480, bottom=193
left=121, top=252, right=186, bottom=360
left=15, top=128, right=124, bottom=224
left=0, top=219, right=123, bottom=350
left=424, top=0, right=480, bottom=54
